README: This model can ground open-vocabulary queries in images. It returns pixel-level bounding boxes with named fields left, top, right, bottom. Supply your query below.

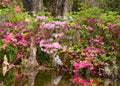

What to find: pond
left=0, top=68, right=120, bottom=86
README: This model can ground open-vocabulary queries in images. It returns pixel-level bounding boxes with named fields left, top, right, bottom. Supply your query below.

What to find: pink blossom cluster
left=107, top=23, right=120, bottom=36
left=118, top=16, right=120, bottom=20
left=42, top=22, right=55, bottom=30
left=87, top=18, right=98, bottom=23
left=107, top=23, right=117, bottom=30
left=15, top=28, right=30, bottom=46
left=4, top=21, right=24, bottom=29
left=88, top=26, right=94, bottom=30
left=53, top=21, right=68, bottom=27
left=3, top=31, right=17, bottom=44
left=1, top=0, right=10, bottom=7
left=73, top=60, right=93, bottom=70
left=16, top=51, right=24, bottom=59
left=83, top=46, right=104, bottom=58
left=39, top=39, right=67, bottom=54
left=2, top=21, right=30, bottom=46
left=41, top=21, right=68, bottom=30
left=89, top=36, right=104, bottom=46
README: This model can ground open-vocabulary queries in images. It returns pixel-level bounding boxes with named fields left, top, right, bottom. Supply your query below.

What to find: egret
left=2, top=55, right=9, bottom=76
left=54, top=54, right=64, bottom=66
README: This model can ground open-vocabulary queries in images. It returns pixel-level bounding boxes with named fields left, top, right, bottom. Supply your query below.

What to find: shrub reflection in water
left=0, top=68, right=120, bottom=86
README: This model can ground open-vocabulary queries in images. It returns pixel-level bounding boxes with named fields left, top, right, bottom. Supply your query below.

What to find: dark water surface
left=0, top=68, right=120, bottom=86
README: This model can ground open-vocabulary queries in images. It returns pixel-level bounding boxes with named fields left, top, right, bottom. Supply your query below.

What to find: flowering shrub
left=0, top=1, right=120, bottom=76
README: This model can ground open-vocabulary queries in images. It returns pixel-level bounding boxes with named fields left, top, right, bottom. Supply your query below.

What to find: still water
left=0, top=68, right=120, bottom=86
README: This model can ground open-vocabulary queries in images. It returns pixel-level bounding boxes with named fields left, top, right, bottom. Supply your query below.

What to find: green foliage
left=37, top=46, right=51, bottom=66
left=5, top=44, right=17, bottom=63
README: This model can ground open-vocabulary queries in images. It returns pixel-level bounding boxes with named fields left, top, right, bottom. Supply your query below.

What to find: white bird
left=54, top=54, right=64, bottom=66
left=2, top=55, right=9, bottom=76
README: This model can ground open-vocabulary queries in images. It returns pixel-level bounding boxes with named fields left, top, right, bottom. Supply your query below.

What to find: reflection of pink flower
left=72, top=73, right=93, bottom=85
left=11, top=84, right=15, bottom=86
left=15, top=73, right=23, bottom=80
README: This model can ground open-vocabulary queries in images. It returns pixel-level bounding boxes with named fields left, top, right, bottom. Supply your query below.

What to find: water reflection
left=52, top=75, right=63, bottom=85
left=0, top=68, right=120, bottom=86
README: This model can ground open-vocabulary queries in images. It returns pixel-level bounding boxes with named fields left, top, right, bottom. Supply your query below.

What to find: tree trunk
left=63, top=0, right=73, bottom=16
left=49, top=0, right=73, bottom=16
left=32, top=0, right=44, bottom=12
left=22, top=0, right=44, bottom=12
left=85, top=0, right=100, bottom=7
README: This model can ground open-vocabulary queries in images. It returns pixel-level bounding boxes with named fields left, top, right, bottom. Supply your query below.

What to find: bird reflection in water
left=52, top=75, right=63, bottom=86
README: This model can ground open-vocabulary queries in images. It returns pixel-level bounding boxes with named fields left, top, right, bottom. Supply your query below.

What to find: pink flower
left=112, top=61, right=116, bottom=64
left=87, top=19, right=93, bottom=23
left=118, top=16, right=120, bottom=20
left=71, top=52, right=75, bottom=56
left=15, top=6, right=21, bottom=12
left=62, top=46, right=67, bottom=51
left=76, top=24, right=81, bottom=29
left=73, top=62, right=80, bottom=70
left=88, top=26, right=94, bottom=30
left=1, top=0, right=10, bottom=6
left=85, top=52, right=91, bottom=58
left=4, top=22, right=12, bottom=27
left=73, top=73, right=79, bottom=78
left=100, top=62, right=104, bottom=65
left=18, top=37, right=28, bottom=46
left=64, top=25, right=67, bottom=30
left=52, top=42, right=62, bottom=49
left=16, top=51, right=24, bottom=59
left=115, top=29, right=120, bottom=36
left=89, top=66, right=94, bottom=70
left=79, top=61, right=91, bottom=68
left=93, top=18, right=98, bottom=22
left=43, top=23, right=55, bottom=29
left=3, top=32, right=17, bottom=44
left=92, top=71, right=97, bottom=75
left=107, top=23, right=116, bottom=30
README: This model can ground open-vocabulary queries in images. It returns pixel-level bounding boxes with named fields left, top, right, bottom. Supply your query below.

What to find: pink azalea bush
left=0, top=2, right=120, bottom=77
